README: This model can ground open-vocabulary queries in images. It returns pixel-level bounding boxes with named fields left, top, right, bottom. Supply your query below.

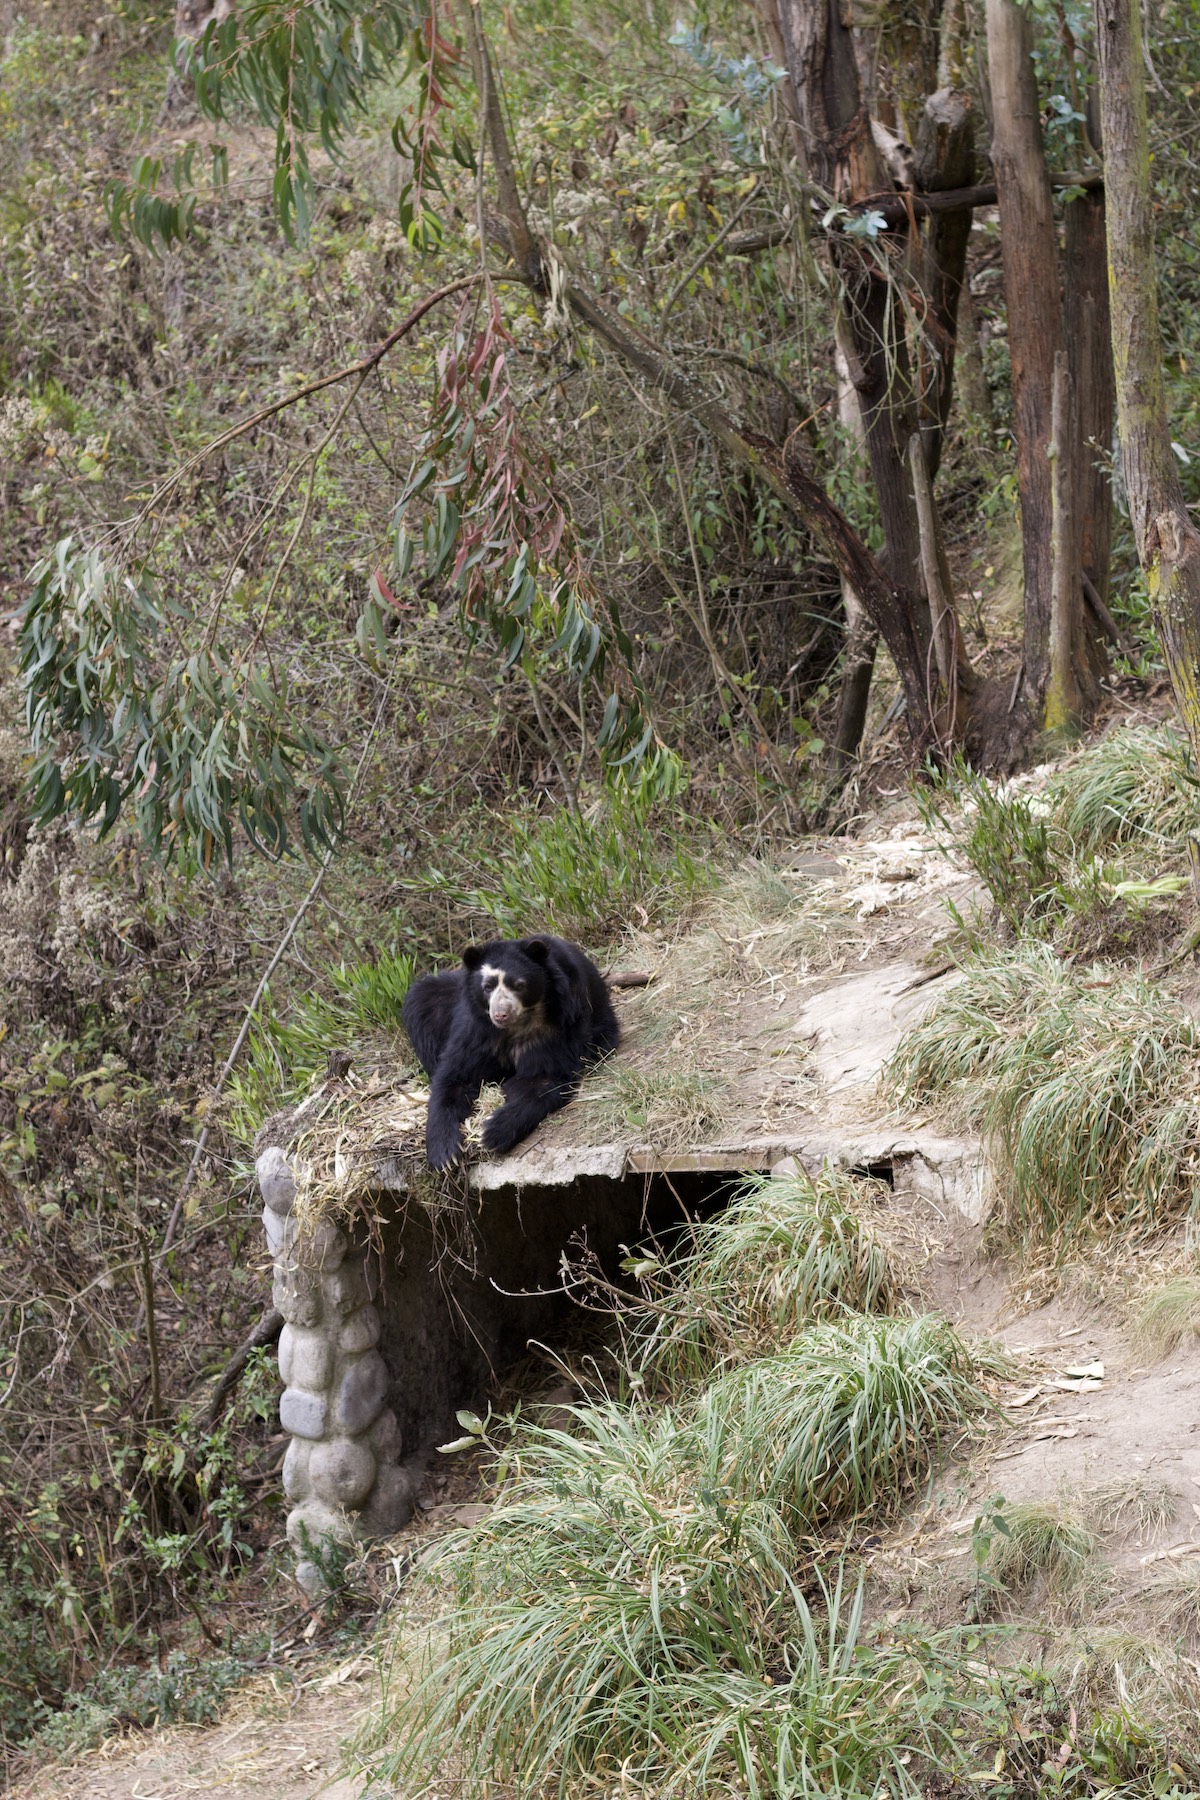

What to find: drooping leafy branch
left=190, top=0, right=416, bottom=240
left=21, top=541, right=344, bottom=868
left=391, top=9, right=477, bottom=250
left=389, top=292, right=680, bottom=794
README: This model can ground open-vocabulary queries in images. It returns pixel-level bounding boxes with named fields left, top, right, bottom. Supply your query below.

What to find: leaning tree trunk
left=1095, top=0, right=1200, bottom=752
left=915, top=84, right=976, bottom=479
left=985, top=0, right=1064, bottom=713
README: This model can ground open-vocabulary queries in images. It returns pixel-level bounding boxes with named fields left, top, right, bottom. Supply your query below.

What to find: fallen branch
left=1082, top=570, right=1136, bottom=660
left=206, top=1308, right=284, bottom=1427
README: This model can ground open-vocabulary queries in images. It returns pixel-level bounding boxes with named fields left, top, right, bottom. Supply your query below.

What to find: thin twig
left=128, top=275, right=486, bottom=539
left=153, top=677, right=396, bottom=1268
left=659, top=182, right=762, bottom=323
left=139, top=1229, right=163, bottom=1421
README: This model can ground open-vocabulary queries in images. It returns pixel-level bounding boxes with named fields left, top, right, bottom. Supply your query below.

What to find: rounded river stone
left=282, top=1436, right=313, bottom=1501
left=338, top=1304, right=381, bottom=1354
left=273, top=1267, right=322, bottom=1329
left=257, top=1146, right=296, bottom=1215
left=356, top=1463, right=416, bottom=1537
left=279, top=1386, right=328, bottom=1441
left=286, top=1497, right=349, bottom=1555
left=367, top=1407, right=403, bottom=1464
left=324, top=1261, right=371, bottom=1319
left=310, top=1437, right=377, bottom=1507
left=333, top=1349, right=387, bottom=1434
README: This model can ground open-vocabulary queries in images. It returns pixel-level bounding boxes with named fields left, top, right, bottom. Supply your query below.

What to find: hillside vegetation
left=4, top=0, right=1200, bottom=1792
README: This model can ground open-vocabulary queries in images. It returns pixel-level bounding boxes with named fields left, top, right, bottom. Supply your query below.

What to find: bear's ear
left=524, top=938, right=551, bottom=964
left=462, top=944, right=486, bottom=971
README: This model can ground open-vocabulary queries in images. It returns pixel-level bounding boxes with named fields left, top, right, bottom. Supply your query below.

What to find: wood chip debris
left=1141, top=1539, right=1200, bottom=1566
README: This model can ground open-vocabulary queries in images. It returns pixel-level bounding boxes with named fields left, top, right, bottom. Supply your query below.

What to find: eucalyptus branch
left=128, top=274, right=485, bottom=541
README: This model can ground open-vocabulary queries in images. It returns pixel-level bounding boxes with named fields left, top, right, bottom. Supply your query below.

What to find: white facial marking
left=480, top=962, right=525, bottom=1029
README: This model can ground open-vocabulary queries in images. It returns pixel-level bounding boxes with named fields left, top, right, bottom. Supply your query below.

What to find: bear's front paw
left=426, top=1114, right=463, bottom=1170
left=481, top=1107, right=522, bottom=1155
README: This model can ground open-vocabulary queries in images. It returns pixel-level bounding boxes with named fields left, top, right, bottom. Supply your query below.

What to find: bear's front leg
left=482, top=1070, right=576, bottom=1156
left=426, top=1054, right=489, bottom=1169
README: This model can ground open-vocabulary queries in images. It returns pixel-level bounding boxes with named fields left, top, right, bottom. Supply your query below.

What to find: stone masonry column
left=257, top=1146, right=414, bottom=1599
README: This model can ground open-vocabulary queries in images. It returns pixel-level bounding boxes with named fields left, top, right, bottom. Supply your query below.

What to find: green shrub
left=890, top=945, right=1200, bottom=1240
left=23, top=1646, right=262, bottom=1759
left=916, top=745, right=1195, bottom=950
left=690, top=1314, right=984, bottom=1529
left=917, top=758, right=1064, bottom=934
left=465, top=793, right=711, bottom=944
left=637, top=1167, right=895, bottom=1385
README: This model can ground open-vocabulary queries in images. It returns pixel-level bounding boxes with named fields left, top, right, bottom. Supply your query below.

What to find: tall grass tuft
left=1053, top=723, right=1200, bottom=854
left=1129, top=1275, right=1200, bottom=1362
left=983, top=1499, right=1095, bottom=1598
left=374, top=1369, right=980, bottom=1799
left=585, top=1062, right=728, bottom=1151
left=889, top=944, right=1200, bottom=1240
left=466, top=793, right=711, bottom=943
left=638, top=1167, right=895, bottom=1385
left=691, top=1315, right=985, bottom=1529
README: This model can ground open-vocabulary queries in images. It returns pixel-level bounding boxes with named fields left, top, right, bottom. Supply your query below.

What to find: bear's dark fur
left=402, top=935, right=620, bottom=1169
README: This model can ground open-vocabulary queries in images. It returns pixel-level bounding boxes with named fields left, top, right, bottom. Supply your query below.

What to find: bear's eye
left=481, top=976, right=498, bottom=994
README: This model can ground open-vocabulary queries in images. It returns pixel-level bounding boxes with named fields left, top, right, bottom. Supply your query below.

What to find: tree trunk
left=830, top=338, right=878, bottom=766
left=770, top=0, right=960, bottom=749
left=1095, top=0, right=1200, bottom=752
left=986, top=0, right=1063, bottom=710
left=1045, top=351, right=1083, bottom=730
left=915, top=86, right=976, bottom=478
left=1064, top=90, right=1114, bottom=695
left=954, top=282, right=994, bottom=425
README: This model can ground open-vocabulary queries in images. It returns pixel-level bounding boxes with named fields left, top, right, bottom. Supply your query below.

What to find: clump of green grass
left=466, top=793, right=712, bottom=944
left=1052, top=723, right=1200, bottom=854
left=637, top=1167, right=895, bottom=1385
left=982, top=1499, right=1095, bottom=1598
left=584, top=1062, right=727, bottom=1150
left=226, top=946, right=416, bottom=1141
left=372, top=1346, right=981, bottom=1800
left=692, top=1315, right=985, bottom=1529
left=1129, top=1275, right=1200, bottom=1362
left=889, top=944, right=1200, bottom=1240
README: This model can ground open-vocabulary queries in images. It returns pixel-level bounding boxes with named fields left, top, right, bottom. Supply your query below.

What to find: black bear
left=403, top=935, right=620, bottom=1170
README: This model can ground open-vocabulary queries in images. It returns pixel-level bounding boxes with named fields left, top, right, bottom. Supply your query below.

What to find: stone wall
left=258, top=1146, right=414, bottom=1600
left=256, top=1152, right=723, bottom=1590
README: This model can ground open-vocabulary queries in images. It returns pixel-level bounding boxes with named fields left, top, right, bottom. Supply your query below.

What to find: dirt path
left=8, top=1656, right=380, bottom=1800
